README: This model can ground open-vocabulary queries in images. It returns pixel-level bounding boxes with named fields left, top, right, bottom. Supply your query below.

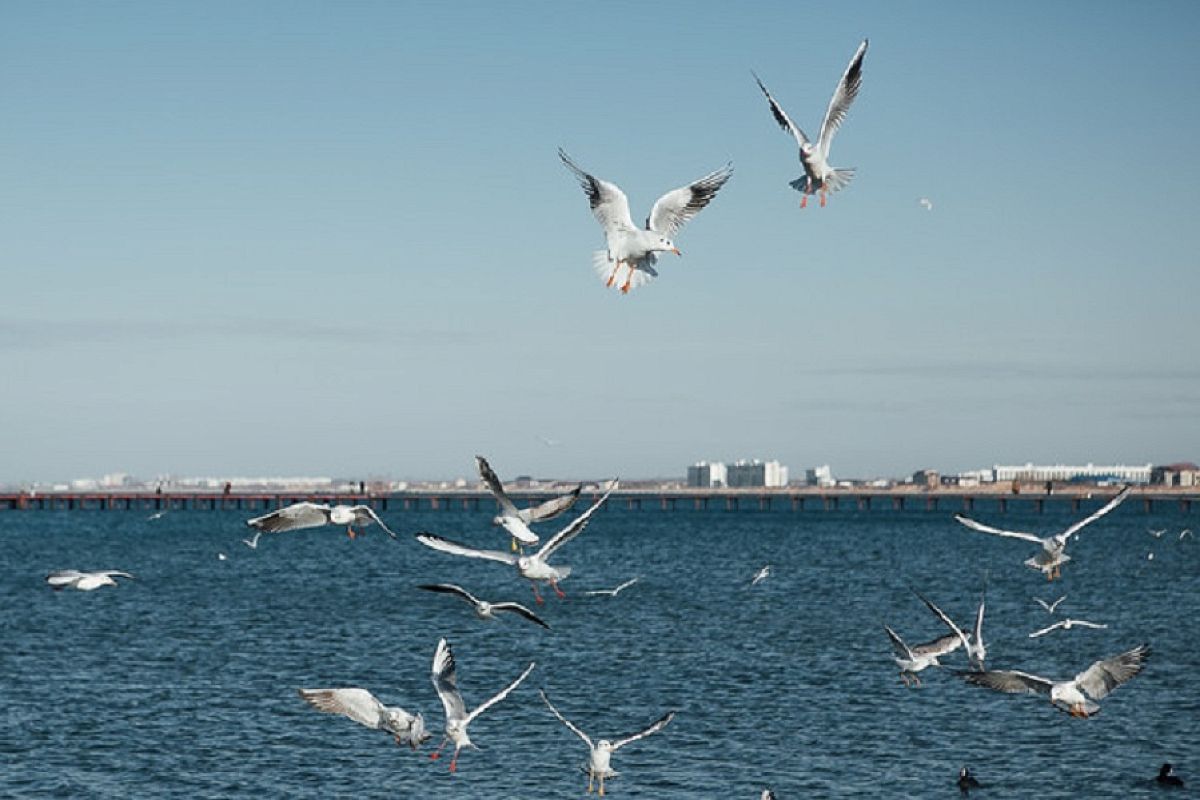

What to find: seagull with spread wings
left=559, top=149, right=732, bottom=294
left=416, top=481, right=617, bottom=604
left=45, top=570, right=134, bottom=591
left=958, top=644, right=1150, bottom=717
left=753, top=39, right=868, bottom=208
left=1028, top=618, right=1108, bottom=639
left=297, top=688, right=429, bottom=749
left=584, top=577, right=640, bottom=598
left=539, top=689, right=675, bottom=797
left=475, top=455, right=581, bottom=549
left=1033, top=594, right=1067, bottom=614
left=417, top=583, right=549, bottom=629
left=428, top=638, right=535, bottom=773
left=954, top=485, right=1132, bottom=580
left=246, top=501, right=397, bottom=540
left=884, top=624, right=962, bottom=687
left=914, top=586, right=988, bottom=671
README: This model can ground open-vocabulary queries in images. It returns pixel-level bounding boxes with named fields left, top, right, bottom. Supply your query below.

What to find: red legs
left=531, top=581, right=545, bottom=605
left=800, top=194, right=808, bottom=209
left=429, top=738, right=448, bottom=760
left=346, top=526, right=357, bottom=540
left=599, top=773, right=607, bottom=796
left=448, top=750, right=459, bottom=773
left=606, top=260, right=622, bottom=288
left=620, top=268, right=633, bottom=294
left=551, top=580, right=566, bottom=600
left=587, top=768, right=595, bottom=794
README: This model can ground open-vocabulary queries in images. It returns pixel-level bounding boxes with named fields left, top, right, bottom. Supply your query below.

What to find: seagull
left=45, top=570, right=134, bottom=591
left=559, top=149, right=732, bottom=294
left=958, top=766, right=981, bottom=795
left=959, top=644, right=1151, bottom=717
left=417, top=583, right=550, bottom=629
left=217, top=552, right=227, bottom=561
left=918, top=197, right=934, bottom=212
left=428, top=638, right=535, bottom=773
left=753, top=39, right=868, bottom=208
left=584, top=577, right=640, bottom=597
left=298, top=688, right=430, bottom=750
left=1028, top=618, right=1108, bottom=639
left=1149, top=528, right=1167, bottom=539
left=750, top=565, right=771, bottom=586
left=242, top=530, right=264, bottom=549
left=476, top=455, right=582, bottom=548
left=147, top=509, right=168, bottom=520
left=539, top=689, right=675, bottom=797
left=246, top=501, right=397, bottom=540
left=914, top=587, right=987, bottom=670
left=883, top=625, right=962, bottom=687
left=1034, top=594, right=1067, bottom=614
left=416, top=481, right=617, bottom=604
left=954, top=485, right=1132, bottom=580
left=1181, top=529, right=1192, bottom=540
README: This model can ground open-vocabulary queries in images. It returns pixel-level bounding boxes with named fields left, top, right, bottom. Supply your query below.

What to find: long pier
left=0, top=487, right=1195, bottom=514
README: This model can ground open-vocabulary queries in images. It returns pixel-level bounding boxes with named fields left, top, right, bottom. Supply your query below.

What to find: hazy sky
left=2, top=1, right=1198, bottom=484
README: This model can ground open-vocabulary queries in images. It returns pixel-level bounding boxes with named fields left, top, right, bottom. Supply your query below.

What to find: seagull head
left=596, top=739, right=615, bottom=754
left=652, top=236, right=681, bottom=256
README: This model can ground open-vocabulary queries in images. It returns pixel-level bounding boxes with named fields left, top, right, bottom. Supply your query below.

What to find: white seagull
left=1148, top=528, right=1167, bottom=539
left=242, top=530, right=264, bottom=549
left=416, top=481, right=617, bottom=604
left=954, top=485, right=1132, bottom=580
left=753, top=39, right=868, bottom=208
left=584, top=577, right=640, bottom=598
left=1180, top=528, right=1192, bottom=540
left=750, top=565, right=772, bottom=586
left=539, top=689, right=675, bottom=797
left=298, top=688, right=430, bottom=750
left=417, top=583, right=550, bottom=629
left=1028, top=618, right=1108, bottom=639
left=476, top=455, right=582, bottom=548
left=1034, top=594, right=1068, bottom=614
left=884, top=625, right=962, bottom=687
left=914, top=587, right=987, bottom=671
left=428, top=638, right=535, bottom=773
left=246, top=501, right=397, bottom=540
left=958, top=644, right=1150, bottom=717
left=45, top=570, right=134, bottom=591
left=917, top=197, right=934, bottom=211
left=559, top=149, right=732, bottom=294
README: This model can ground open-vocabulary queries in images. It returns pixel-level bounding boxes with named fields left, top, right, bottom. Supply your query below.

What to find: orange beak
left=671, top=247, right=682, bottom=256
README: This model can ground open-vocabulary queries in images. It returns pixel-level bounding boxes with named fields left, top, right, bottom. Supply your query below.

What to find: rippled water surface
left=2, top=500, right=1197, bottom=798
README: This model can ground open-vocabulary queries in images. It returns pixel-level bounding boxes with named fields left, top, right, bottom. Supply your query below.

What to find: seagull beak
left=671, top=247, right=682, bottom=256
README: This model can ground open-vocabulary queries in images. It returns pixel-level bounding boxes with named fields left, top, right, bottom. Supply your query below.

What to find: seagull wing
left=539, top=690, right=592, bottom=749
left=960, top=669, right=1054, bottom=697
left=417, top=583, right=481, bottom=607
left=349, top=505, right=398, bottom=539
left=431, top=638, right=468, bottom=723
left=1074, top=644, right=1151, bottom=700
left=1034, top=598, right=1052, bottom=612
left=525, top=485, right=582, bottom=523
left=247, top=502, right=332, bottom=533
left=464, top=661, right=536, bottom=725
left=536, top=481, right=618, bottom=560
left=1070, top=620, right=1108, bottom=630
left=415, top=533, right=518, bottom=565
left=817, top=39, right=868, bottom=156
left=914, top=590, right=970, bottom=651
left=646, top=164, right=733, bottom=237
left=954, top=513, right=1043, bottom=543
left=613, top=577, right=640, bottom=594
left=884, top=625, right=914, bottom=660
left=476, top=456, right=520, bottom=518
left=46, top=570, right=84, bottom=586
left=611, top=709, right=676, bottom=751
left=559, top=149, right=637, bottom=235
left=912, top=632, right=963, bottom=657
left=1050, top=595, right=1067, bottom=613
left=752, top=72, right=810, bottom=148
left=1028, top=621, right=1066, bottom=638
left=1057, top=485, right=1132, bottom=543
left=491, top=602, right=550, bottom=629
left=100, top=571, right=135, bottom=580
left=298, top=688, right=391, bottom=730
left=973, top=592, right=986, bottom=648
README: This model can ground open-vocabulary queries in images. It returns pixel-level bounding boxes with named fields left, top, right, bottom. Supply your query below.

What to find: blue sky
left=2, top=1, right=1198, bottom=483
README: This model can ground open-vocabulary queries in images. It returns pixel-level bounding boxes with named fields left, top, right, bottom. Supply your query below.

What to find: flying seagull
left=884, top=625, right=962, bottom=687
left=246, top=501, right=397, bottom=540
left=1034, top=594, right=1067, bottom=614
left=914, top=587, right=987, bottom=671
left=954, top=485, right=1132, bottom=580
left=1148, top=528, right=1167, bottom=539
left=298, top=688, right=429, bottom=750
left=417, top=583, right=550, bottom=629
left=584, top=577, right=640, bottom=597
left=750, top=565, right=771, bottom=586
left=958, top=643, right=1150, bottom=717
left=539, top=689, right=675, bottom=797
left=753, top=39, right=868, bottom=208
left=45, top=570, right=134, bottom=591
left=559, top=149, right=732, bottom=294
left=242, top=530, right=264, bottom=549
left=476, top=455, right=582, bottom=548
left=1028, top=618, right=1108, bottom=639
left=428, top=638, right=535, bottom=773
left=416, top=481, right=617, bottom=604
left=918, top=197, right=934, bottom=212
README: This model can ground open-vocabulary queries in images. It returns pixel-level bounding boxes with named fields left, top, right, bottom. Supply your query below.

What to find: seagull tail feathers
left=824, top=168, right=856, bottom=193
left=591, top=251, right=658, bottom=293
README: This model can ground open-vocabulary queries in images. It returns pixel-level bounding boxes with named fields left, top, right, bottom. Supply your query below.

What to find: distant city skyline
left=2, top=2, right=1197, bottom=483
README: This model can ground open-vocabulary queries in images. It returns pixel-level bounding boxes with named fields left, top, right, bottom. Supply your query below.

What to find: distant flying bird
left=1028, top=618, right=1108, bottom=639
left=1034, top=594, right=1068, bottom=614
left=753, top=39, right=868, bottom=208
left=417, top=583, right=550, bottom=629
left=476, top=455, right=582, bottom=548
left=416, top=481, right=617, bottom=604
left=298, top=688, right=430, bottom=750
left=884, top=624, right=962, bottom=687
left=914, top=587, right=987, bottom=671
left=246, top=502, right=397, bottom=540
left=217, top=552, right=227, bottom=561
left=1148, top=528, right=1167, bottom=539
left=147, top=509, right=168, bottom=520
left=428, top=638, right=535, bottom=773
left=536, top=435, right=560, bottom=448
left=559, top=149, right=733, bottom=294
left=45, top=570, right=134, bottom=591
left=918, top=197, right=934, bottom=211
left=958, top=643, right=1150, bottom=717
left=750, top=565, right=772, bottom=586
left=953, top=485, right=1132, bottom=580
left=242, top=530, right=264, bottom=549
left=539, top=689, right=675, bottom=797
left=584, top=577, right=640, bottom=597
left=1180, top=528, right=1192, bottom=540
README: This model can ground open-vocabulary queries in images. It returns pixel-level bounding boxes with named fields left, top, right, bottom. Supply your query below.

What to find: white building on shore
left=991, top=463, right=1152, bottom=484
left=727, top=459, right=789, bottom=488
left=687, top=461, right=728, bottom=488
